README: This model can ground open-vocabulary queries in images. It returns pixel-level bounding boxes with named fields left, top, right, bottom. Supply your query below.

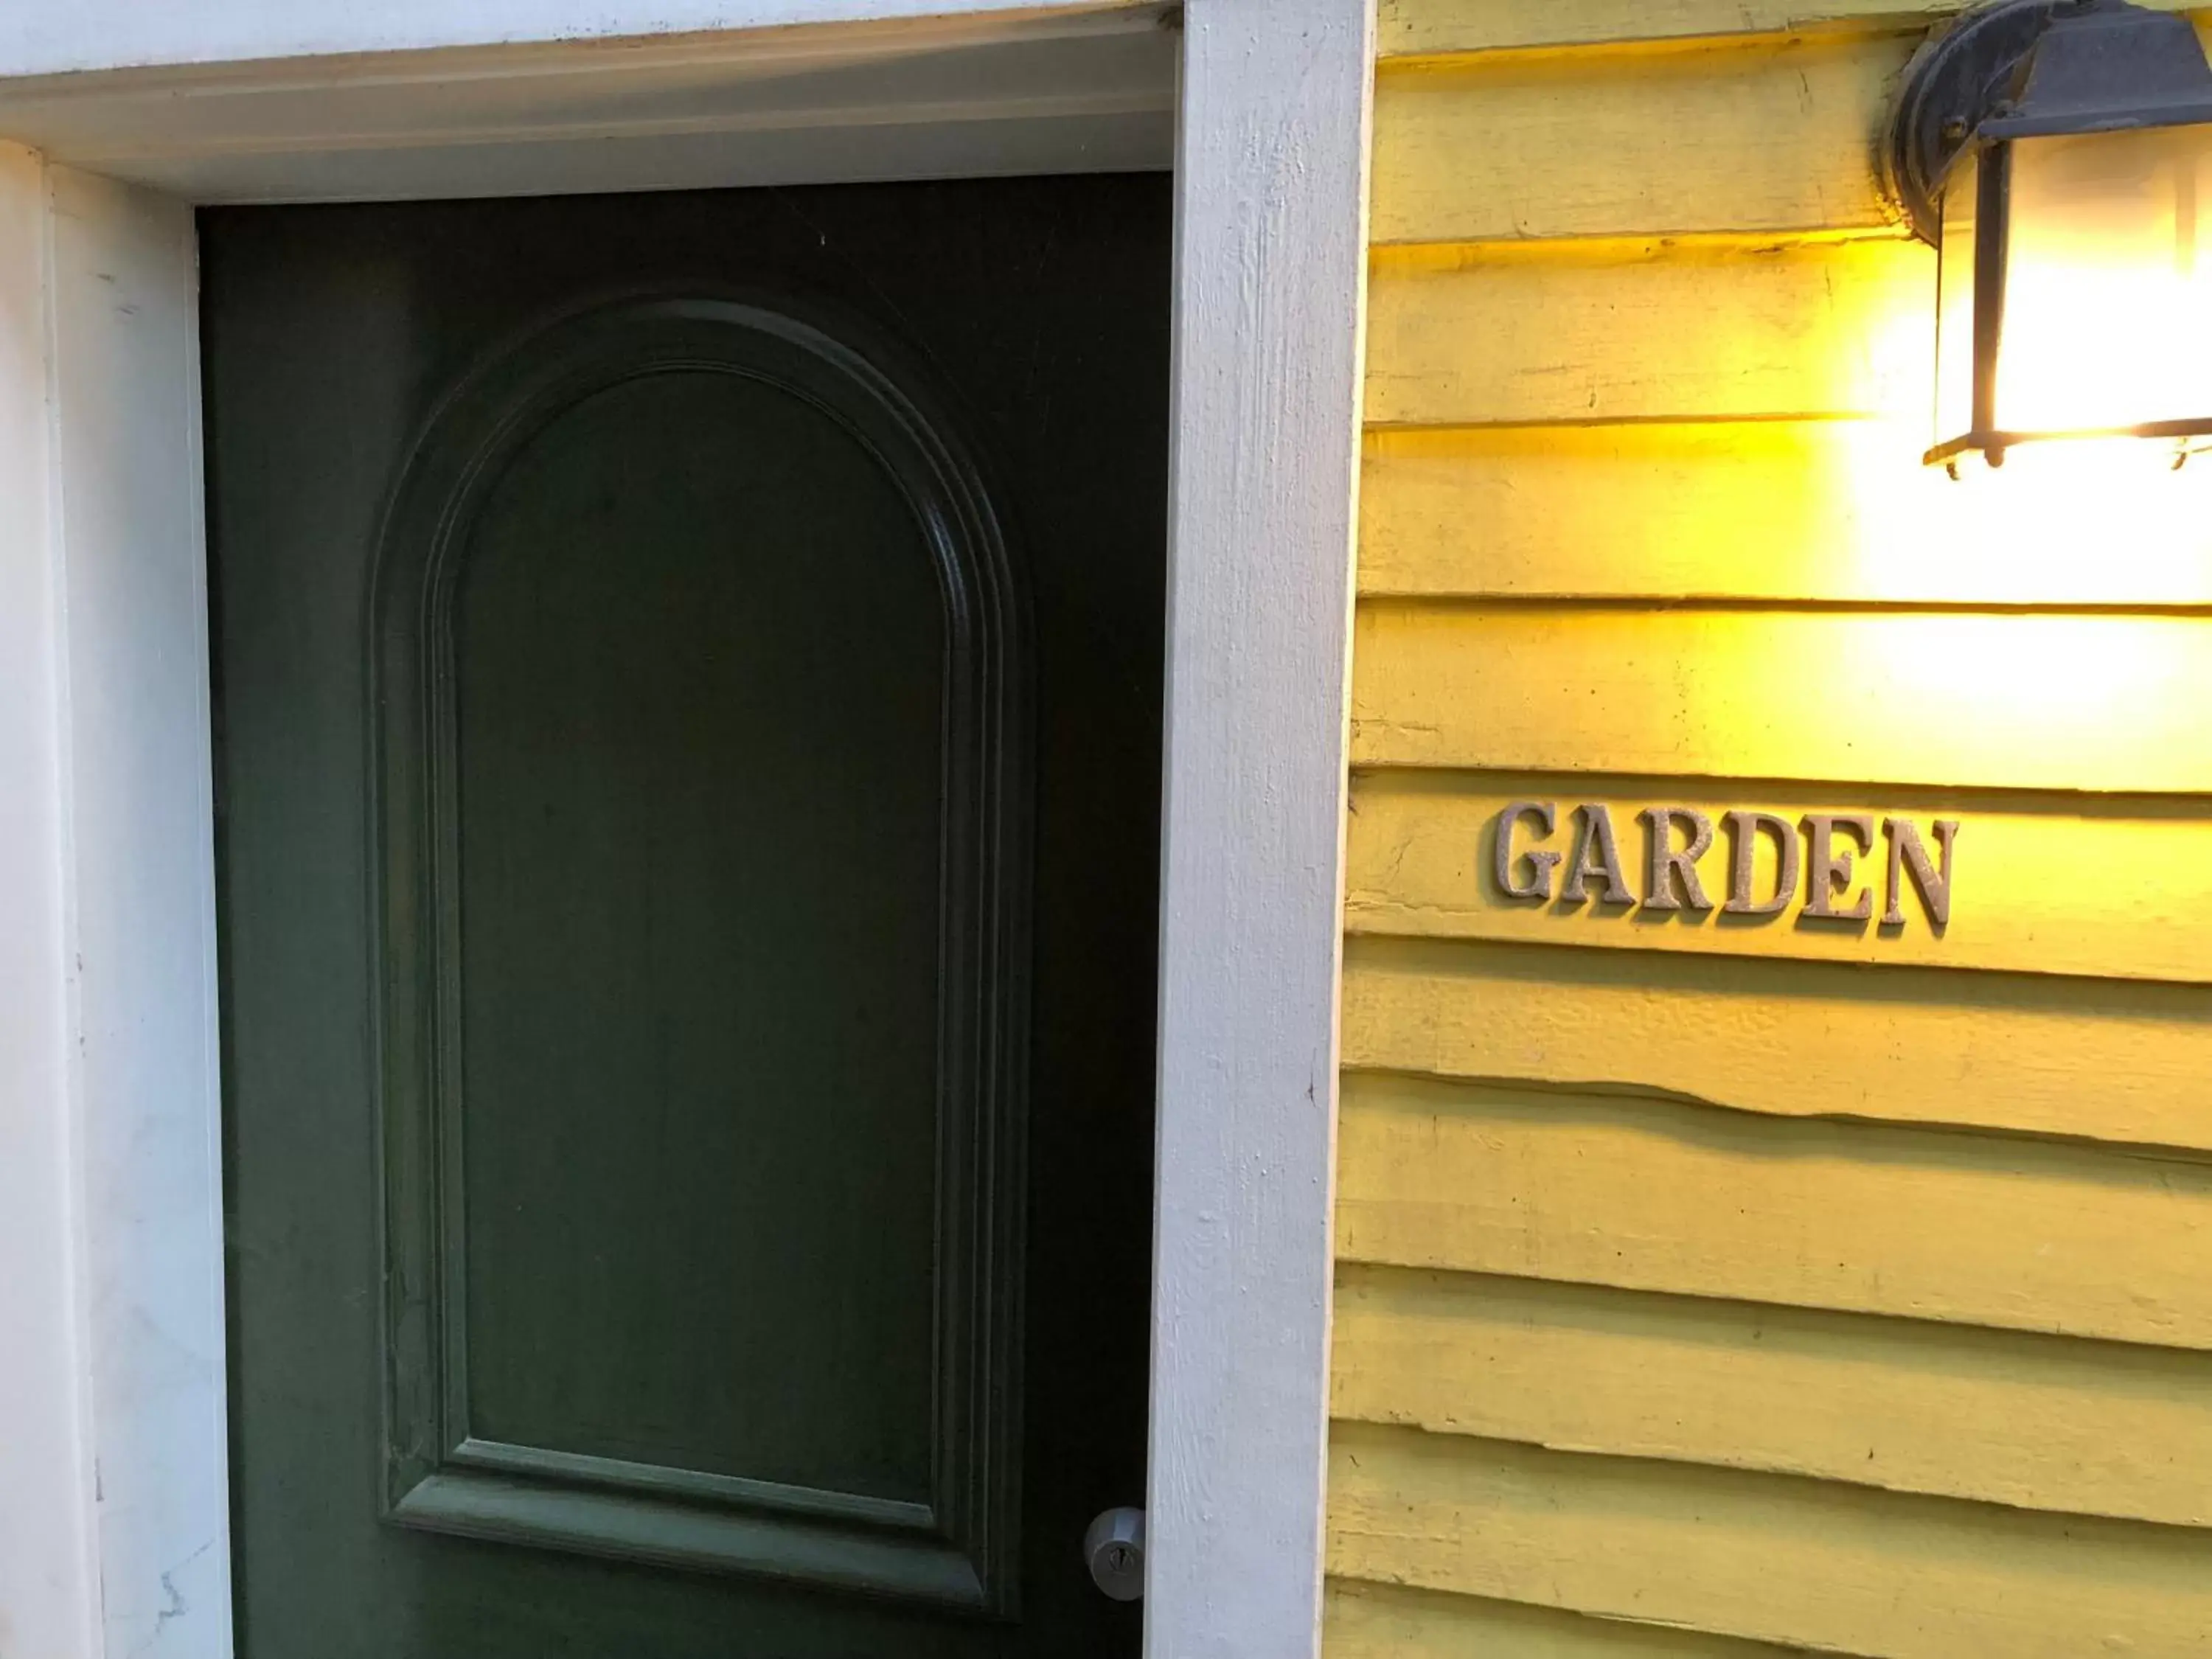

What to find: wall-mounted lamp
left=1887, top=0, right=2212, bottom=471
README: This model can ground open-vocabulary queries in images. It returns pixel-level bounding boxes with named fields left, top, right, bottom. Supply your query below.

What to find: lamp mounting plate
left=1885, top=0, right=2212, bottom=244
left=1885, top=0, right=2061, bottom=243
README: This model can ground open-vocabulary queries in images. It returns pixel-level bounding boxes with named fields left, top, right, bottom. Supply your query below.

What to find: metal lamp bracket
left=1886, top=0, right=2212, bottom=243
left=1884, top=0, right=2061, bottom=243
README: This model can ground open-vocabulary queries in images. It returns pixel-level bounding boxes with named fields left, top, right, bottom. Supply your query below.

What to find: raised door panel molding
left=371, top=296, right=1029, bottom=1614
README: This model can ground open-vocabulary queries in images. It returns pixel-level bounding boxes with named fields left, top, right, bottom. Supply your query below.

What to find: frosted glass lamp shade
left=1933, top=122, right=2212, bottom=467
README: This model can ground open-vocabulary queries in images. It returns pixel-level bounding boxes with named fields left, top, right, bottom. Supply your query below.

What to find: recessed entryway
left=204, top=175, right=1169, bottom=1656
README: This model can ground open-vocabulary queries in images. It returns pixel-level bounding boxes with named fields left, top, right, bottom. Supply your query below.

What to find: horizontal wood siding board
left=1342, top=772, right=2212, bottom=983
left=1328, top=1422, right=2212, bottom=1658
left=1349, top=606, right=2212, bottom=795
left=1335, top=1073, right=2212, bottom=1349
left=1373, top=34, right=1916, bottom=246
left=1341, top=936, right=2212, bottom=1151
left=1325, top=1579, right=1820, bottom=1658
left=1333, top=1263, right=2212, bottom=1528
left=1365, top=236, right=1930, bottom=428
left=1359, top=422, right=2212, bottom=605
left=1377, top=0, right=2211, bottom=58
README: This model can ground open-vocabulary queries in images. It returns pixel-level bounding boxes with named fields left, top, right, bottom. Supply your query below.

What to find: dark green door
left=204, top=176, right=1168, bottom=1657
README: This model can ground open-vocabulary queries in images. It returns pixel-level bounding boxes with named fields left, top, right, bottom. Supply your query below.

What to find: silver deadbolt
left=1083, top=1506, right=1146, bottom=1601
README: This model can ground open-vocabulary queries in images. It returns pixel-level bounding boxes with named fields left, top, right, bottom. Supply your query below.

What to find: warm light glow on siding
left=1825, top=251, right=2212, bottom=610
left=1839, top=416, right=2212, bottom=602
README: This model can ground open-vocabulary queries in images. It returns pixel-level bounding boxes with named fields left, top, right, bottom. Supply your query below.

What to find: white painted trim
left=48, top=164, right=234, bottom=1659
left=1148, top=0, right=1372, bottom=1651
left=0, top=145, right=234, bottom=1659
left=0, top=0, right=1150, bottom=81
left=0, top=137, right=103, bottom=1659
left=0, top=2, right=1372, bottom=1652
left=0, top=9, right=1178, bottom=203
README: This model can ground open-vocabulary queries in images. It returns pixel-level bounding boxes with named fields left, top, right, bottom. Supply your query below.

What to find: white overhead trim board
left=0, top=0, right=1372, bottom=1653
left=0, top=8, right=1178, bottom=201
left=0, top=0, right=1154, bottom=80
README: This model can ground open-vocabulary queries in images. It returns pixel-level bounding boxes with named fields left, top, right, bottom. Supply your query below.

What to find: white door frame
left=0, top=3, right=1371, bottom=1653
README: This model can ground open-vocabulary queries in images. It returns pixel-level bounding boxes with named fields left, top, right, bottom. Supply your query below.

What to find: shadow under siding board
left=1340, top=935, right=2212, bottom=1150
left=1332, top=1263, right=2212, bottom=1528
left=1349, top=605, right=2212, bottom=795
left=1327, top=1423, right=2212, bottom=1659
left=1357, top=421, right=2212, bottom=606
left=1364, top=234, right=1931, bottom=428
left=1376, top=0, right=2212, bottom=57
left=1335, top=1072, right=2212, bottom=1349
left=1324, top=1578, right=1815, bottom=1658
left=1372, top=31, right=1918, bottom=246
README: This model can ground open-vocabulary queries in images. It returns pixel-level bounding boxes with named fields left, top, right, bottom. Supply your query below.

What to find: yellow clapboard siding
left=1377, top=0, right=2209, bottom=57
left=1340, top=1, right=2212, bottom=1650
left=1325, top=1579, right=1817, bottom=1658
left=1333, top=1264, right=2212, bottom=1528
left=1335, top=1073, right=2212, bottom=1349
left=1341, top=936, right=2212, bottom=1150
left=1349, top=605, right=2212, bottom=794
left=1328, top=1424, right=2212, bottom=1658
left=1378, top=0, right=1950, bottom=55
left=1365, top=236, right=1931, bottom=428
left=1373, top=34, right=1916, bottom=246
left=1342, top=773, right=2212, bottom=983
left=1358, top=422, right=2212, bottom=604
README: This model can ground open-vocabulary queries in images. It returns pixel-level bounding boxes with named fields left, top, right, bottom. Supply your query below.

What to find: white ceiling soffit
left=0, top=4, right=1177, bottom=204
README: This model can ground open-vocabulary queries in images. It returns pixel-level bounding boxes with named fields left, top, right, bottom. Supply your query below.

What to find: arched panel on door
left=368, top=297, right=1031, bottom=1614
